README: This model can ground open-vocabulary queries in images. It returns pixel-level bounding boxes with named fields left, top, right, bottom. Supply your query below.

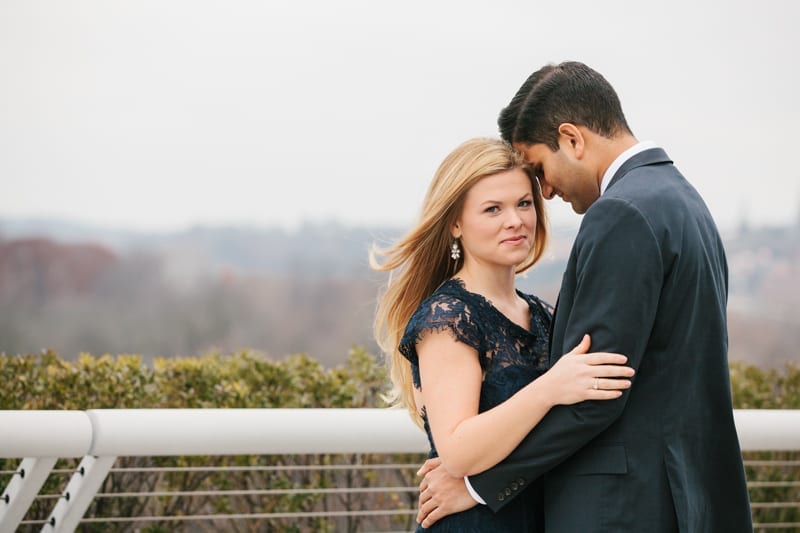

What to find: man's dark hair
left=498, top=61, right=633, bottom=150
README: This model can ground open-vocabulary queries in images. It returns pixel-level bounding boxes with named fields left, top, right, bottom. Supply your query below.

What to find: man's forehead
left=512, top=142, right=547, bottom=164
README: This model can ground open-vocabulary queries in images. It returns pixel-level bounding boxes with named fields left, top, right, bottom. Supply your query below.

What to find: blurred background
left=1, top=0, right=798, bottom=368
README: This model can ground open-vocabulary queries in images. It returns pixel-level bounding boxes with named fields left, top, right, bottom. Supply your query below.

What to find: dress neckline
left=442, top=278, right=534, bottom=334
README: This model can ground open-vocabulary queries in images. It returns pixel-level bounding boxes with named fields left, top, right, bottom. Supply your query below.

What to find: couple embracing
left=371, top=61, right=752, bottom=532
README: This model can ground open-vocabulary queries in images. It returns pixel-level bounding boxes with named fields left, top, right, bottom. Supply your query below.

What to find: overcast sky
left=2, top=0, right=798, bottom=234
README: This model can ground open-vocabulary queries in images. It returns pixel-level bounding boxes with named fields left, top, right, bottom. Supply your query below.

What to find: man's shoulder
left=572, top=199, right=660, bottom=262
left=579, top=165, right=721, bottom=253
left=596, top=164, right=695, bottom=223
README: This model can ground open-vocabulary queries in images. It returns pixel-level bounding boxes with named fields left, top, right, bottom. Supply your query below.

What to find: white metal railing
left=1, top=408, right=798, bottom=532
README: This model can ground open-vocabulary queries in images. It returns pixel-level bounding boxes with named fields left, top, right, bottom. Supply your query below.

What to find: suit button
left=510, top=481, right=518, bottom=491
left=505, top=487, right=512, bottom=496
left=517, top=477, right=525, bottom=487
left=497, top=492, right=505, bottom=502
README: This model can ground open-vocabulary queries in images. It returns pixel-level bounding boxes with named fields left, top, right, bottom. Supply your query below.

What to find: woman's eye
left=485, top=206, right=499, bottom=213
left=519, top=200, right=533, bottom=208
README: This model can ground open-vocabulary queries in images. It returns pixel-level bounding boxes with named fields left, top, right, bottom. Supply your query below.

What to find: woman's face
left=454, top=168, right=537, bottom=269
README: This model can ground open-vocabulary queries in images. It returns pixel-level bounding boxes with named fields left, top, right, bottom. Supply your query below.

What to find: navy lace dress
left=399, top=278, right=552, bottom=532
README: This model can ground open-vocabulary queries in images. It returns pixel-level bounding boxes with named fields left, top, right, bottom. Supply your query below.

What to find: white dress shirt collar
left=599, top=140, right=658, bottom=196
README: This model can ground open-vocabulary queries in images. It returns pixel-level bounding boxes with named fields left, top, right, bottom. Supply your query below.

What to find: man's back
left=543, top=148, right=752, bottom=531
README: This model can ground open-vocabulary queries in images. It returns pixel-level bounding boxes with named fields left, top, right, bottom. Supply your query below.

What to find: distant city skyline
left=2, top=0, right=799, bottom=233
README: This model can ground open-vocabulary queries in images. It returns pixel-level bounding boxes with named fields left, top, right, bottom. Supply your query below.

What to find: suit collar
left=606, top=148, right=672, bottom=191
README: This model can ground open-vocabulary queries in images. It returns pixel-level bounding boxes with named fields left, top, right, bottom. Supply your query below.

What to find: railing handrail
left=732, top=409, right=800, bottom=451
left=1, top=408, right=799, bottom=459
left=1, top=408, right=799, bottom=532
left=1, top=408, right=429, bottom=458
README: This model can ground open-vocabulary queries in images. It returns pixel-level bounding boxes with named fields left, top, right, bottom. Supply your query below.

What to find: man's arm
left=469, top=199, right=663, bottom=511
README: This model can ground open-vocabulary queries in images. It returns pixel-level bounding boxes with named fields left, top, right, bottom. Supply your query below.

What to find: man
left=417, top=61, right=752, bottom=531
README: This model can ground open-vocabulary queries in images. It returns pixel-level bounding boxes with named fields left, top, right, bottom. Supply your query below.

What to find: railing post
left=0, top=457, right=58, bottom=531
left=42, top=455, right=116, bottom=533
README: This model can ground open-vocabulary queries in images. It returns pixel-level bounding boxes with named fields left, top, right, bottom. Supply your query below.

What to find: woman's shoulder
left=410, top=279, right=474, bottom=323
left=400, top=279, right=484, bottom=352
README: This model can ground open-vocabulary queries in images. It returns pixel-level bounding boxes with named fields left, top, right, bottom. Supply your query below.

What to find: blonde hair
left=370, top=137, right=549, bottom=427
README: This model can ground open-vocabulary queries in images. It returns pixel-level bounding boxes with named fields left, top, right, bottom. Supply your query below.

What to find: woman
left=371, top=138, right=634, bottom=531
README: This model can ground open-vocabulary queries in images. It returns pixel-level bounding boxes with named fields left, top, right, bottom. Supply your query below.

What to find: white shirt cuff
left=464, top=476, right=487, bottom=505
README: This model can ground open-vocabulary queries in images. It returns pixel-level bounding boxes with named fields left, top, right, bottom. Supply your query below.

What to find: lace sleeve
left=398, top=293, right=483, bottom=368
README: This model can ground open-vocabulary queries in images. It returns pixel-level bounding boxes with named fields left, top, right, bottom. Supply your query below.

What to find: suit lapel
left=547, top=294, right=558, bottom=364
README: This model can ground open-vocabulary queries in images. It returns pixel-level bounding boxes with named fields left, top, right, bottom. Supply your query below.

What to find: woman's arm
left=418, top=333, right=632, bottom=478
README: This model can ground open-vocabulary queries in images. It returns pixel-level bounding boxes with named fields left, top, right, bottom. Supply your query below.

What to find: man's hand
left=416, top=457, right=478, bottom=528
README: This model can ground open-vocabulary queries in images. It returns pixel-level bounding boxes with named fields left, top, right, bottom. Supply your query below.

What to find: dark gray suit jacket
left=469, top=148, right=752, bottom=532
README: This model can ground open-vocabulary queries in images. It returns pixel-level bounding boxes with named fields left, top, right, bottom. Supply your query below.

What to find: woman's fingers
left=593, top=377, right=632, bottom=390
left=591, top=365, right=635, bottom=378
left=583, top=352, right=629, bottom=365
left=589, top=389, right=625, bottom=399
left=567, top=334, right=592, bottom=355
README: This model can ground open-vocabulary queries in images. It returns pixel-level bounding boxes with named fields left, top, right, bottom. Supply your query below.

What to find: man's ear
left=557, top=123, right=585, bottom=159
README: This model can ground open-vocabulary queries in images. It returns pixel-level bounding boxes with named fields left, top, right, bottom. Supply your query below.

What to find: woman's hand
left=541, top=334, right=634, bottom=406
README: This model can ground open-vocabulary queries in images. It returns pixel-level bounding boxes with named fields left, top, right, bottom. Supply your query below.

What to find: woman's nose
left=506, top=210, right=523, bottom=228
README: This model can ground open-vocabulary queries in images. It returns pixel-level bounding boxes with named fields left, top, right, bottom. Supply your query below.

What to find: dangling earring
left=450, top=239, right=461, bottom=261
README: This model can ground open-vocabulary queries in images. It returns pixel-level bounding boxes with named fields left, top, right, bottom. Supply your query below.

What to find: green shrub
left=0, top=346, right=393, bottom=411
left=730, top=361, right=800, bottom=531
left=1, top=353, right=797, bottom=531
left=0, top=347, right=422, bottom=532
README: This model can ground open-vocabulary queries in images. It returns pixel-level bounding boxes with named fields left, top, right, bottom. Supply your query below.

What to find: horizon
left=1, top=212, right=797, bottom=247
left=2, top=1, right=799, bottom=233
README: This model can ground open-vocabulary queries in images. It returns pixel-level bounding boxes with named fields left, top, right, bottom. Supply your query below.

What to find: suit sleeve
left=469, top=198, right=663, bottom=511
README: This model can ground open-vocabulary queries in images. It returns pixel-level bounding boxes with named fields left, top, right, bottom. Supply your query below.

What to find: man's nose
left=539, top=180, right=556, bottom=200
